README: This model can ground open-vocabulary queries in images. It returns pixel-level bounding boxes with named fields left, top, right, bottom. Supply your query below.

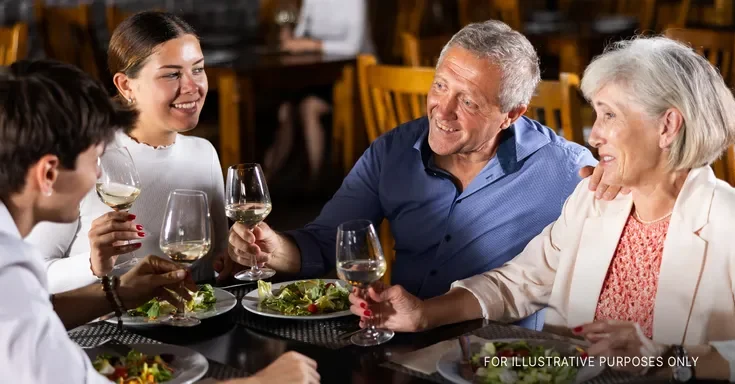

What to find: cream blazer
left=454, top=166, right=735, bottom=345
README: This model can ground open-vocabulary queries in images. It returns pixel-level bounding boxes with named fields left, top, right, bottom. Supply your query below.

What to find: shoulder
left=0, top=234, right=45, bottom=277
left=176, top=134, right=217, bottom=155
left=515, top=117, right=596, bottom=169
left=707, top=176, right=735, bottom=222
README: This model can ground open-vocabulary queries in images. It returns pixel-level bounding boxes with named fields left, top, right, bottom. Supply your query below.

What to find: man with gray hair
left=222, top=20, right=603, bottom=330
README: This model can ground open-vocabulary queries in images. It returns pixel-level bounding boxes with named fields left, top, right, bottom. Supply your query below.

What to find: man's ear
left=501, top=105, right=528, bottom=130
left=32, top=155, right=60, bottom=197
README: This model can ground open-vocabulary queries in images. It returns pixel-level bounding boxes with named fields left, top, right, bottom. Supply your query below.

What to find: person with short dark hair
left=26, top=11, right=228, bottom=293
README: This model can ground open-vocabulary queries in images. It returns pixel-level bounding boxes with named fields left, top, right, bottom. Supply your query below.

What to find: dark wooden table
left=206, top=48, right=355, bottom=168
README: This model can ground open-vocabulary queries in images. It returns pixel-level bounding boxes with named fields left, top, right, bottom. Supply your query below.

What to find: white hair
left=438, top=20, right=540, bottom=113
left=581, top=36, right=735, bottom=170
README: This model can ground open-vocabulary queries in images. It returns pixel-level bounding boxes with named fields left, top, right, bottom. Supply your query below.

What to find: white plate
left=107, top=287, right=237, bottom=327
left=436, top=338, right=605, bottom=384
left=241, top=279, right=353, bottom=320
left=84, top=343, right=208, bottom=384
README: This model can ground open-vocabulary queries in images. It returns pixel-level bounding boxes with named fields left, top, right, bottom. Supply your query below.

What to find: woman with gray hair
left=349, top=35, right=735, bottom=381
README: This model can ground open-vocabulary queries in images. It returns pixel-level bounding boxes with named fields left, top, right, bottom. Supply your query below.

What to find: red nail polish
left=573, top=326, right=583, bottom=333
left=364, top=310, right=372, bottom=317
left=138, top=232, right=145, bottom=237
left=360, top=302, right=366, bottom=309
left=128, top=214, right=136, bottom=220
left=136, top=225, right=143, bottom=230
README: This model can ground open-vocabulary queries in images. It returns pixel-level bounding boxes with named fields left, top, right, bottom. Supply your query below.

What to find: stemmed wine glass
left=159, top=189, right=212, bottom=327
left=225, top=163, right=276, bottom=281
left=336, top=219, right=394, bottom=346
left=96, top=147, right=142, bottom=270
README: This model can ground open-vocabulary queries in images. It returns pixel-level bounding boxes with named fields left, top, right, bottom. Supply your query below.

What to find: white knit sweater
left=25, top=131, right=228, bottom=294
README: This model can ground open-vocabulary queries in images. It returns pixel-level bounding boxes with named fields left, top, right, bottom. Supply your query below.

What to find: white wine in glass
left=160, top=189, right=212, bottom=327
left=225, top=163, right=276, bottom=281
left=336, top=219, right=394, bottom=346
left=97, top=147, right=142, bottom=269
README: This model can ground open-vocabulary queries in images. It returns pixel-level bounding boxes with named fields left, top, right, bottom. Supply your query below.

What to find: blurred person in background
left=26, top=11, right=228, bottom=293
left=348, top=36, right=735, bottom=382
left=222, top=21, right=622, bottom=331
left=263, top=0, right=374, bottom=187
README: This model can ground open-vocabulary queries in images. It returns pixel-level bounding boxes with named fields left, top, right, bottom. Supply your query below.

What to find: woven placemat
left=381, top=321, right=664, bottom=384
left=229, top=285, right=360, bottom=349
left=69, top=321, right=250, bottom=380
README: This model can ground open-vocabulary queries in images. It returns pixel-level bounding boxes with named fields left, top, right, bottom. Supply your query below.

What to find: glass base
left=165, top=315, right=201, bottom=327
left=350, top=328, right=394, bottom=347
left=234, top=267, right=276, bottom=281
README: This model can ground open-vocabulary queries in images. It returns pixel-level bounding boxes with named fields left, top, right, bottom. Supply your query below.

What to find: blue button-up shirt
left=286, top=116, right=596, bottom=328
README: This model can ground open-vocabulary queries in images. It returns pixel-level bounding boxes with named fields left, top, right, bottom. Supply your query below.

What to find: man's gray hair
left=438, top=20, right=541, bottom=112
left=581, top=36, right=735, bottom=170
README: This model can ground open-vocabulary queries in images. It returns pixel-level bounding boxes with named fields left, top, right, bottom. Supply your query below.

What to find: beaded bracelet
left=101, top=276, right=126, bottom=331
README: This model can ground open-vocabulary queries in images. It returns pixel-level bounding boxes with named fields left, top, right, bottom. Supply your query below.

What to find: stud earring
left=128, top=97, right=134, bottom=105
left=45, top=188, right=53, bottom=197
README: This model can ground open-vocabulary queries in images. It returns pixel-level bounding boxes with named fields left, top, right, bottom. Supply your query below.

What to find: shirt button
left=429, top=270, right=437, bottom=276
left=444, top=234, right=452, bottom=242
left=456, top=199, right=462, bottom=204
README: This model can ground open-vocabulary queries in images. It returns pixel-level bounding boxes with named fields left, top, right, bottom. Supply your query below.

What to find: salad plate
left=241, top=279, right=353, bottom=320
left=86, top=342, right=208, bottom=383
left=106, top=285, right=237, bottom=327
left=436, top=338, right=605, bottom=384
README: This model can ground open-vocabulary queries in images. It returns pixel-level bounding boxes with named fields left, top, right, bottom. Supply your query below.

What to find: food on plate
left=127, top=284, right=216, bottom=320
left=93, top=349, right=174, bottom=383
left=257, top=279, right=350, bottom=316
left=470, top=340, right=586, bottom=384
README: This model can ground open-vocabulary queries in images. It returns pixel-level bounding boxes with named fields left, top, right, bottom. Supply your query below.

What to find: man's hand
left=118, top=255, right=197, bottom=310
left=578, top=165, right=630, bottom=200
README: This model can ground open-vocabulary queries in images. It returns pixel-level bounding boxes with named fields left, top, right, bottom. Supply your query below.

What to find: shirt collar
left=413, top=116, right=551, bottom=175
left=0, top=201, right=21, bottom=240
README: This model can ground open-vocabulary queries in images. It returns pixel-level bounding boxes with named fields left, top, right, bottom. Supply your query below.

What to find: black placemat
left=381, top=321, right=665, bottom=384
left=69, top=321, right=250, bottom=381
left=230, top=285, right=360, bottom=349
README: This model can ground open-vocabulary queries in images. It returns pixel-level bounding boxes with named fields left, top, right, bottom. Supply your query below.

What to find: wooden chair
left=664, top=27, right=735, bottom=84
left=0, top=23, right=28, bottom=65
left=331, top=65, right=356, bottom=175
left=487, top=0, right=523, bottom=31
left=664, top=26, right=735, bottom=182
left=401, top=33, right=449, bottom=67
left=34, top=2, right=101, bottom=80
left=357, top=54, right=435, bottom=283
left=393, top=0, right=427, bottom=60
left=526, top=73, right=585, bottom=145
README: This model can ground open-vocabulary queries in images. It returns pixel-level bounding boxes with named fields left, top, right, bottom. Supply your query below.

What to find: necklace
left=633, top=210, right=672, bottom=224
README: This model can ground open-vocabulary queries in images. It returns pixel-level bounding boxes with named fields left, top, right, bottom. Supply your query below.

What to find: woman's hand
left=348, top=283, right=427, bottom=332
left=118, top=255, right=197, bottom=310
left=89, top=211, right=144, bottom=277
left=232, top=351, right=320, bottom=384
left=574, top=320, right=668, bottom=375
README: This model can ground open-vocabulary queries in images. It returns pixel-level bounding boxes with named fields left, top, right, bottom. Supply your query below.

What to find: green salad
left=257, top=279, right=350, bottom=316
left=127, top=284, right=217, bottom=320
left=471, top=341, right=585, bottom=384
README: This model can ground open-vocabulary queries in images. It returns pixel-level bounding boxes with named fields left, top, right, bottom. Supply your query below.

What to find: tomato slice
left=112, top=367, right=128, bottom=380
left=307, top=304, right=318, bottom=313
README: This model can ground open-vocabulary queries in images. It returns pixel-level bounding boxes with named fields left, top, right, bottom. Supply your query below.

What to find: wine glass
left=225, top=163, right=276, bottom=281
left=96, top=147, right=142, bottom=270
left=336, top=220, right=394, bottom=346
left=159, top=189, right=212, bottom=327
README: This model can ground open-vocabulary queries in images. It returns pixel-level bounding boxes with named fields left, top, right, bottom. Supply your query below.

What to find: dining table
left=67, top=279, right=723, bottom=384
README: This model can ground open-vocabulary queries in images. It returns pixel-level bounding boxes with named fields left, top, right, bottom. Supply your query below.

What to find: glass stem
left=363, top=287, right=377, bottom=338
